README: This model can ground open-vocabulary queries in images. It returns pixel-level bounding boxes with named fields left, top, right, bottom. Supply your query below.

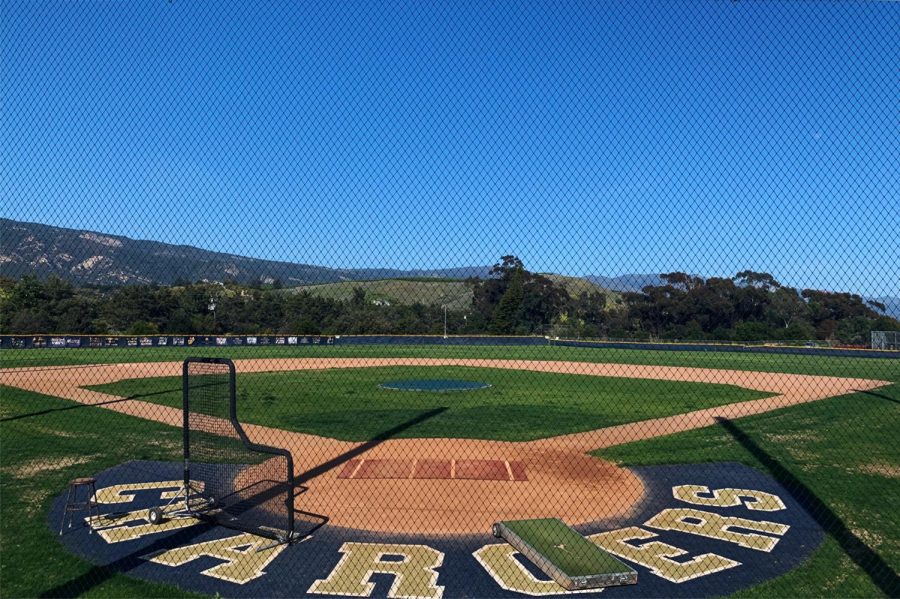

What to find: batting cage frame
left=148, top=358, right=300, bottom=544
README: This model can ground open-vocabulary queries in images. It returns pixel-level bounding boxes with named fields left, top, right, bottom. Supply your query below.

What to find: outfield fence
left=3, top=334, right=898, bottom=359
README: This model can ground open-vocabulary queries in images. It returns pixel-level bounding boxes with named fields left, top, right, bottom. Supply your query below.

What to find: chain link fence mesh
left=1, top=1, right=898, bottom=597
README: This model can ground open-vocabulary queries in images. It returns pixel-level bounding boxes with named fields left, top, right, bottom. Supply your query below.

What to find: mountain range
left=2, top=218, right=897, bottom=318
left=0, top=218, right=489, bottom=286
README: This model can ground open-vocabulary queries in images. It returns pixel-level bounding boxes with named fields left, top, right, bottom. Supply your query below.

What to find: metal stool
left=59, top=477, right=100, bottom=535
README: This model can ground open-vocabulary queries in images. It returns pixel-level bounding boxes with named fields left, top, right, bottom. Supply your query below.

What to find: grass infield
left=87, top=366, right=771, bottom=441
left=0, top=386, right=197, bottom=598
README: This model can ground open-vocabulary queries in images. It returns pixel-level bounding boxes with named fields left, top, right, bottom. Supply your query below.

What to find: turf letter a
left=144, top=533, right=286, bottom=584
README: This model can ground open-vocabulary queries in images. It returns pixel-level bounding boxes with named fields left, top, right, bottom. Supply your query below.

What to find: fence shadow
left=0, top=396, right=140, bottom=423
left=715, top=417, right=900, bottom=596
left=41, top=521, right=219, bottom=598
left=0, top=384, right=218, bottom=423
left=853, top=389, right=900, bottom=405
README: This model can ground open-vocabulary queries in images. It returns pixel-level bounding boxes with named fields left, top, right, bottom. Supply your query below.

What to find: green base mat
left=493, top=519, right=638, bottom=591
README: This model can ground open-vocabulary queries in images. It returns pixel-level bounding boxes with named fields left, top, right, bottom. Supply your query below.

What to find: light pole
left=442, top=304, right=448, bottom=339
left=208, top=297, right=217, bottom=332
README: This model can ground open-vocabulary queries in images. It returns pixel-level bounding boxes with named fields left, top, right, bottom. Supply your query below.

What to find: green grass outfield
left=1, top=345, right=897, bottom=597
left=2, top=344, right=898, bottom=380
left=87, top=366, right=771, bottom=441
left=597, top=386, right=900, bottom=598
left=0, top=385, right=198, bottom=598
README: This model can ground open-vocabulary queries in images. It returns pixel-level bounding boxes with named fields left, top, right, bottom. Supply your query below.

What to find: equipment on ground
left=492, top=518, right=638, bottom=590
left=147, top=357, right=299, bottom=545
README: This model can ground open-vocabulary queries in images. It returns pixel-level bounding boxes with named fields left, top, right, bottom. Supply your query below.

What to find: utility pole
left=208, top=297, right=217, bottom=332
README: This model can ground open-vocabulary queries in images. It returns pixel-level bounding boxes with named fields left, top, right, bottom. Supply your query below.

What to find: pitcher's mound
left=379, top=379, right=491, bottom=392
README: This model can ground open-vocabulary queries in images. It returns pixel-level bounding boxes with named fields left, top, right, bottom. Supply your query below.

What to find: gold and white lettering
left=472, top=543, right=596, bottom=595
left=92, top=505, right=199, bottom=543
left=93, top=480, right=204, bottom=505
left=589, top=526, right=739, bottom=583
left=673, top=485, right=786, bottom=512
left=645, top=508, right=789, bottom=552
left=145, top=533, right=286, bottom=584
left=308, top=542, right=444, bottom=598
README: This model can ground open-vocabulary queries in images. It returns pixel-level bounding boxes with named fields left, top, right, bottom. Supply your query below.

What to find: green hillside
left=288, top=278, right=474, bottom=309
left=540, top=274, right=623, bottom=308
left=290, top=275, right=620, bottom=312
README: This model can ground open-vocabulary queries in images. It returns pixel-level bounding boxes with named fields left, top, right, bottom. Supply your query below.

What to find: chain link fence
left=1, top=1, right=898, bottom=597
left=872, top=331, right=900, bottom=351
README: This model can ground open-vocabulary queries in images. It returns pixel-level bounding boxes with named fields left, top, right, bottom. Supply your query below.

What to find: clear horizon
left=5, top=216, right=898, bottom=300
left=2, top=1, right=897, bottom=297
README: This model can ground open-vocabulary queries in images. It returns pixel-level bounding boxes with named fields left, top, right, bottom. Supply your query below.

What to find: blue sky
left=2, top=0, right=897, bottom=296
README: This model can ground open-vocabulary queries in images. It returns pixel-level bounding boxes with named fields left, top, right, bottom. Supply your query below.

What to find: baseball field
left=1, top=344, right=897, bottom=597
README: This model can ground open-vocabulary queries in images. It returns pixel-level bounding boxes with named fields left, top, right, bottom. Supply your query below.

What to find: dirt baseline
left=0, top=358, right=888, bottom=534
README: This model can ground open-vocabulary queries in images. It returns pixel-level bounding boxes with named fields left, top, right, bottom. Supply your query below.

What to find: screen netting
left=183, top=358, right=295, bottom=542
left=3, top=2, right=898, bottom=595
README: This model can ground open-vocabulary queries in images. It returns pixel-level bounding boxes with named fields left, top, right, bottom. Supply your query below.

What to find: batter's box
left=337, top=459, right=528, bottom=481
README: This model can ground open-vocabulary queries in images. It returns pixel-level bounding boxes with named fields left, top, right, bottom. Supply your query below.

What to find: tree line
left=1, top=256, right=897, bottom=345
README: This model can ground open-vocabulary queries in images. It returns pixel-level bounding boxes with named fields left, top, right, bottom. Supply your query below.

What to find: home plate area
left=51, top=461, right=824, bottom=598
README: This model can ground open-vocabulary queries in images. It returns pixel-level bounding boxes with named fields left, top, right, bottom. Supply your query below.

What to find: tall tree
left=490, top=263, right=525, bottom=334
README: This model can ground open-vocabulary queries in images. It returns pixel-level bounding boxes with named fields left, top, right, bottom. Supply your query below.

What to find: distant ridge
left=0, top=218, right=485, bottom=286
left=870, top=297, right=900, bottom=320
left=584, top=274, right=665, bottom=292
left=2, top=219, right=896, bottom=318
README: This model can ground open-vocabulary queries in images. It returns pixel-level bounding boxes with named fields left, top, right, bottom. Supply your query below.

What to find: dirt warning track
left=0, top=358, right=888, bottom=534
